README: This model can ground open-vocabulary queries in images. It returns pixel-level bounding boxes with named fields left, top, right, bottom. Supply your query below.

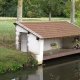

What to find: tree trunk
left=49, top=12, right=51, bottom=21
left=70, top=0, right=75, bottom=23
left=17, top=0, right=23, bottom=22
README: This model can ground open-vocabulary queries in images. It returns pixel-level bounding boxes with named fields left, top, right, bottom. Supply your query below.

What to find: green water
left=0, top=54, right=80, bottom=80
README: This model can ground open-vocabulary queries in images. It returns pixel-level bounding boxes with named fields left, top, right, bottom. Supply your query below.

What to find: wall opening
left=20, top=33, right=28, bottom=52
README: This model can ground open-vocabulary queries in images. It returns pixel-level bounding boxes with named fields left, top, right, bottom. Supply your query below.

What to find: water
left=0, top=54, right=80, bottom=80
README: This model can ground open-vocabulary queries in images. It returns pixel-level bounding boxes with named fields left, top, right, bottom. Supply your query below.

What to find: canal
left=0, top=54, right=80, bottom=80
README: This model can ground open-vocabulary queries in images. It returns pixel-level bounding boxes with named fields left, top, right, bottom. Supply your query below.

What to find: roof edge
left=14, top=22, right=43, bottom=39
left=68, top=21, right=79, bottom=27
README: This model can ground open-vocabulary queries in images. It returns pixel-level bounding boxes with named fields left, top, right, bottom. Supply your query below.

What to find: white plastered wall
left=28, top=33, right=40, bottom=54
left=44, top=38, right=62, bottom=51
left=16, top=25, right=27, bottom=33
left=15, top=25, right=27, bottom=50
left=28, top=33, right=44, bottom=64
left=36, top=39, right=44, bottom=64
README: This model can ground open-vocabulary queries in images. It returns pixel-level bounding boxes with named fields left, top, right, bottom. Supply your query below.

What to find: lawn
left=0, top=20, right=15, bottom=49
left=0, top=17, right=80, bottom=73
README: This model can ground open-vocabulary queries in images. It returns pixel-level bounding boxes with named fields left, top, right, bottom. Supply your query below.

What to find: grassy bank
left=0, top=47, right=37, bottom=74
left=0, top=17, right=80, bottom=74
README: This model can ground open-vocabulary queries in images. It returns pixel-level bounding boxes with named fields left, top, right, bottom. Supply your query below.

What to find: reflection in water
left=43, top=60, right=80, bottom=80
left=12, top=74, right=28, bottom=80
left=74, top=62, right=80, bottom=77
left=1, top=54, right=80, bottom=80
left=11, top=66, right=43, bottom=80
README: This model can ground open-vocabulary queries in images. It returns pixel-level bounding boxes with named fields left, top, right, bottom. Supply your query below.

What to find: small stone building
left=14, top=21, right=80, bottom=64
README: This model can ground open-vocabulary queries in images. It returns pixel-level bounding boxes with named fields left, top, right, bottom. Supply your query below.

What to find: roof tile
left=20, top=21, right=80, bottom=39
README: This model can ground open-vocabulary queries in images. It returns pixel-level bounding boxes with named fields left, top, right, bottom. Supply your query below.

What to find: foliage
left=50, top=42, right=59, bottom=49
left=0, top=47, right=37, bottom=74
left=75, top=0, right=80, bottom=17
left=63, top=0, right=71, bottom=17
left=0, top=0, right=80, bottom=18
left=50, top=42, right=58, bottom=47
left=72, top=37, right=80, bottom=49
left=40, top=0, right=64, bottom=17
left=23, top=0, right=42, bottom=17
left=0, top=0, right=17, bottom=17
left=63, top=0, right=80, bottom=17
left=27, top=11, right=35, bottom=18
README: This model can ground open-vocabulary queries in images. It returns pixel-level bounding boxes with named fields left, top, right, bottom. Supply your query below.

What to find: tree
left=17, top=0, right=23, bottom=21
left=63, top=0, right=80, bottom=18
left=40, top=0, right=63, bottom=21
left=40, top=0, right=54, bottom=21
left=70, top=0, right=75, bottom=23
left=0, top=0, right=17, bottom=17
left=63, top=0, right=71, bottom=18
left=75, top=0, right=80, bottom=18
left=23, top=0, right=42, bottom=18
left=0, top=0, right=79, bottom=18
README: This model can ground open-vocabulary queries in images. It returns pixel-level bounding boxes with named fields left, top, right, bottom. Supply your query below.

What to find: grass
left=0, top=47, right=37, bottom=74
left=0, top=20, right=15, bottom=49
left=75, top=18, right=80, bottom=26
left=0, top=17, right=80, bottom=74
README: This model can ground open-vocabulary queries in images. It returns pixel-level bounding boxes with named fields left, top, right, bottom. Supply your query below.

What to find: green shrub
left=0, top=62, right=8, bottom=73
left=27, top=11, right=35, bottom=18
left=6, top=61, right=20, bottom=71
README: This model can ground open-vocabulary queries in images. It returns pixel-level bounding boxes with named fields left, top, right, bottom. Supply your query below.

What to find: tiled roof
left=19, top=21, right=80, bottom=39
